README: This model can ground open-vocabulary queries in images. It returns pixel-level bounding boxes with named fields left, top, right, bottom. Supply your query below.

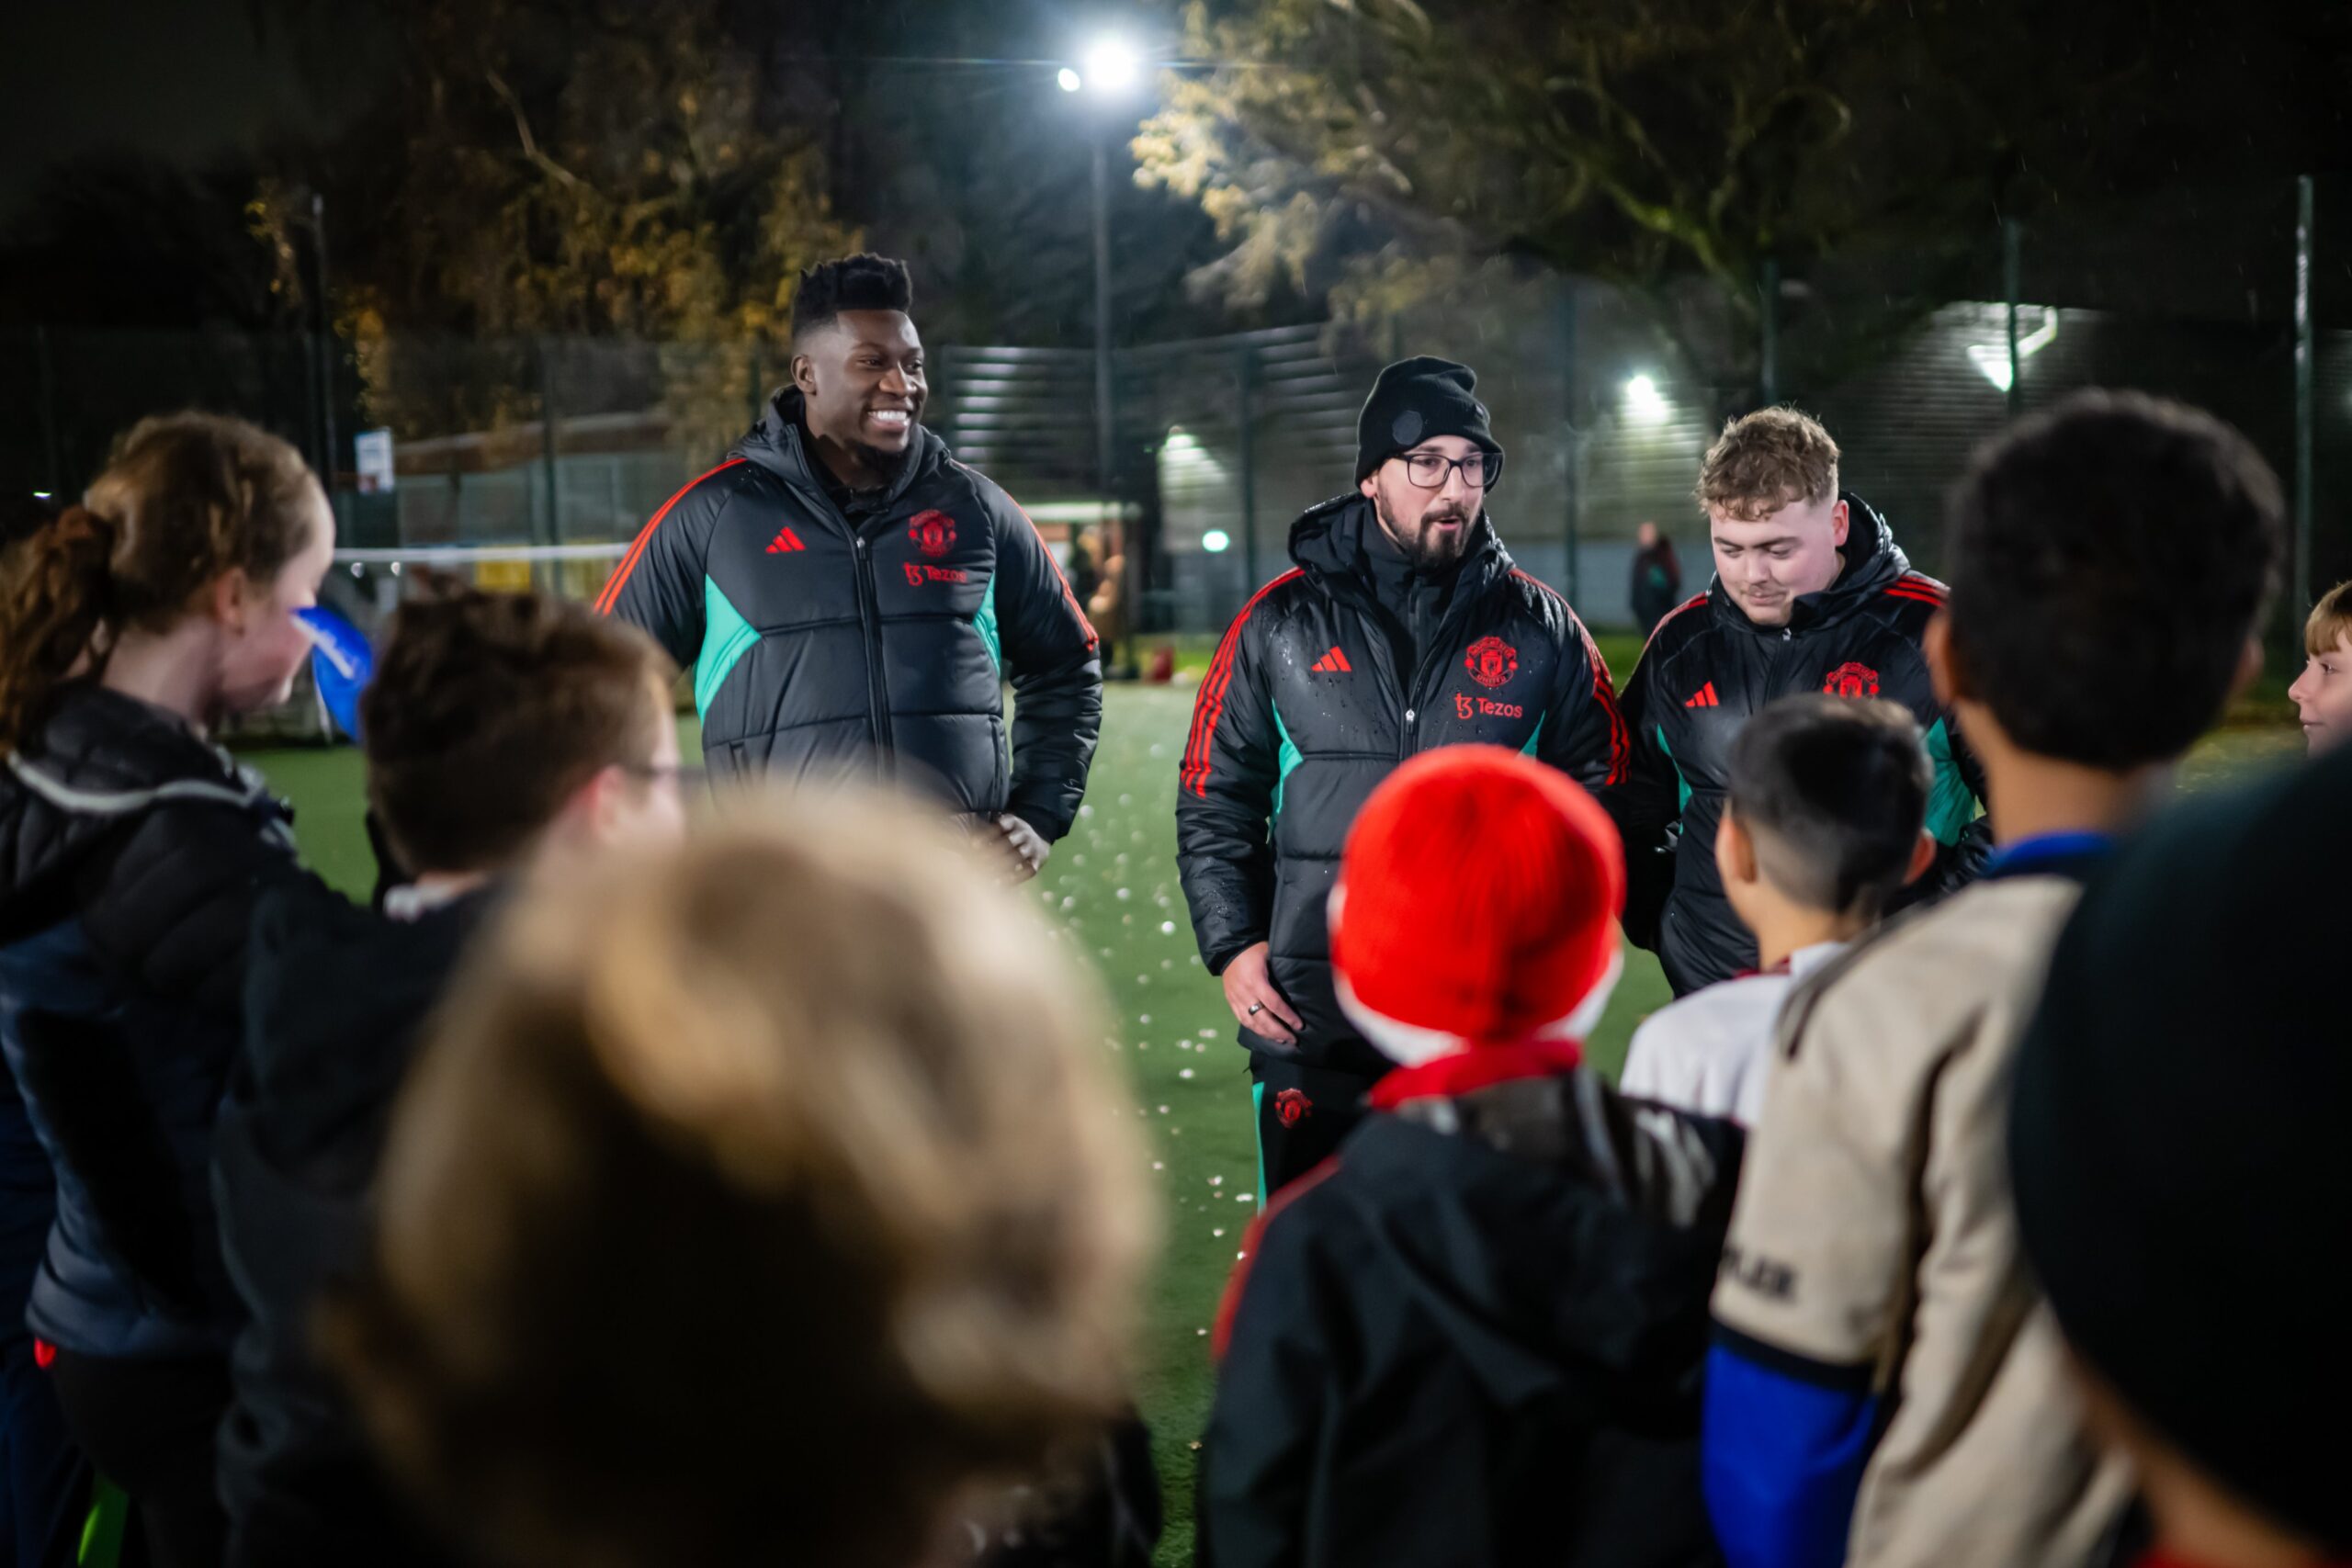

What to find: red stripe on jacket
left=1512, top=569, right=1630, bottom=786
left=1211, top=1153, right=1343, bottom=1361
left=594, top=457, right=751, bottom=615
left=1183, top=570, right=1305, bottom=796
left=1007, top=499, right=1101, bottom=651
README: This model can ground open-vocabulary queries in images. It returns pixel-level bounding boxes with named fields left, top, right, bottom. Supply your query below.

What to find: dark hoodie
left=1175, top=495, right=1627, bottom=1074
left=599, top=389, right=1103, bottom=840
left=1603, top=493, right=1990, bottom=996
left=1199, top=1059, right=1742, bottom=1568
left=0, top=682, right=311, bottom=1359
left=210, top=875, right=488, bottom=1568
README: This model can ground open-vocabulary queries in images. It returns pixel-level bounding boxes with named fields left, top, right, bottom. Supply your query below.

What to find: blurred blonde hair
left=325, top=790, right=1155, bottom=1568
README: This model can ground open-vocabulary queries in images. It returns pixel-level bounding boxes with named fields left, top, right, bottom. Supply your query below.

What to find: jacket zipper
left=848, top=532, right=892, bottom=762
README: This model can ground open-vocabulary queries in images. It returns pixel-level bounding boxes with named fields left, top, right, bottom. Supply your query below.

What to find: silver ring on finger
left=1247, top=1002, right=1263, bottom=1016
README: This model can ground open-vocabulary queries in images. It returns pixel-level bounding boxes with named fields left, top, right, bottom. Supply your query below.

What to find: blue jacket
left=0, top=684, right=310, bottom=1358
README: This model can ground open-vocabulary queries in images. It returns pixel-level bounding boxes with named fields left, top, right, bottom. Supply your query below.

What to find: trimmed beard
left=1374, top=488, right=1480, bottom=570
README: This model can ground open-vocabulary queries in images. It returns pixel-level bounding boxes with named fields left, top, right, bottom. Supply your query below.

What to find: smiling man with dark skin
left=602, top=254, right=1103, bottom=873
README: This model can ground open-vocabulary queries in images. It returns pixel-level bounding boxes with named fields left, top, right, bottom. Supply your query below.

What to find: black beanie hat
left=1354, top=355, right=1502, bottom=485
left=2010, top=746, right=2352, bottom=1552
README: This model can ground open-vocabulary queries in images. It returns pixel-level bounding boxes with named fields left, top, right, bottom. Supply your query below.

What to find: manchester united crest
left=908, top=510, right=956, bottom=559
left=1822, top=661, right=1881, bottom=698
left=1464, top=636, right=1519, bottom=691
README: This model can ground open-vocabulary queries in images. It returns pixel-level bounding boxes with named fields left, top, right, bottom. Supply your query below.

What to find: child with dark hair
left=1704, top=391, right=2284, bottom=1568
left=0, top=412, right=334, bottom=1568
left=211, top=583, right=685, bottom=1568
left=1620, top=694, right=1933, bottom=1123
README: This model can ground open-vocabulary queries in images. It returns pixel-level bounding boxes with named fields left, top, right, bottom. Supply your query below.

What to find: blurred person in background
left=1629, top=520, right=1682, bottom=636
left=324, top=796, right=1156, bottom=1568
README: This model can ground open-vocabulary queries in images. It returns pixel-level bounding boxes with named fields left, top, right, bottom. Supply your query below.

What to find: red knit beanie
left=1329, top=746, right=1625, bottom=1066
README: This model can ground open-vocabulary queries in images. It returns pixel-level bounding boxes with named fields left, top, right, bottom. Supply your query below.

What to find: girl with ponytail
left=0, top=413, right=333, bottom=1568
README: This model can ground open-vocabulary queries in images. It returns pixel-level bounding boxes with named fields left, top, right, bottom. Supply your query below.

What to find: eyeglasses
left=623, top=762, right=706, bottom=792
left=1397, top=450, right=1502, bottom=491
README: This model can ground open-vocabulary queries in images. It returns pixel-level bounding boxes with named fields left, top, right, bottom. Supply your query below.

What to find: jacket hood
left=234, top=878, right=493, bottom=1181
left=0, top=683, right=288, bottom=918
left=1286, top=491, right=1511, bottom=603
left=1708, top=490, right=1910, bottom=636
left=735, top=387, right=949, bottom=511
left=1338, top=1071, right=1737, bottom=1406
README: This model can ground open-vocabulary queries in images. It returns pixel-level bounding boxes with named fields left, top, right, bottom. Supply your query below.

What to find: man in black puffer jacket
left=1176, top=357, right=1627, bottom=1195
left=601, top=254, right=1102, bottom=877
left=1607, top=410, right=1987, bottom=997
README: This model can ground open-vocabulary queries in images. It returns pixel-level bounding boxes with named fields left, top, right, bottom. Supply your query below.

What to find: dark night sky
left=0, top=0, right=388, bottom=229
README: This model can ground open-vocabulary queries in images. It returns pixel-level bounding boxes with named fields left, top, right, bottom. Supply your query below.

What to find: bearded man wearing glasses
left=1176, top=355, right=1630, bottom=1194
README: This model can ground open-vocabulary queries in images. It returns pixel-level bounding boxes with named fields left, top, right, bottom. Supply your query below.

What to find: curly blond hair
left=1696, top=407, right=1841, bottom=522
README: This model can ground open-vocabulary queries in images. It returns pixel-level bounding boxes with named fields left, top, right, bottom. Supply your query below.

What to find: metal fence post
left=1236, top=343, right=1259, bottom=600
left=537, top=338, right=562, bottom=565
left=1558, top=282, right=1582, bottom=604
left=2295, top=175, right=2315, bottom=617
left=2004, top=218, right=2023, bottom=417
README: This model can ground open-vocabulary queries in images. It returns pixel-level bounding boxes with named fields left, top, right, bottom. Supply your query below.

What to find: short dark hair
left=1944, top=391, right=2283, bottom=770
left=789, top=254, right=914, bottom=342
left=1726, top=694, right=1931, bottom=918
left=361, top=584, right=674, bottom=874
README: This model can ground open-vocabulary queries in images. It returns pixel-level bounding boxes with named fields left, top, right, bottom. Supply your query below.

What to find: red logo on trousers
left=1273, top=1089, right=1313, bottom=1128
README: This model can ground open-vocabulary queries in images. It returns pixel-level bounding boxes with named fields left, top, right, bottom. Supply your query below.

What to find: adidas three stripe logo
left=1309, top=646, right=1352, bottom=674
left=1684, top=682, right=1719, bottom=708
left=765, top=526, right=807, bottom=554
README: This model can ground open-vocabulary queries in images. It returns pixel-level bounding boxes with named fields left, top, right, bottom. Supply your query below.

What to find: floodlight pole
left=2295, top=175, right=2314, bottom=618
left=2003, top=217, right=2022, bottom=417
left=1093, top=133, right=1128, bottom=647
left=311, top=194, right=338, bottom=493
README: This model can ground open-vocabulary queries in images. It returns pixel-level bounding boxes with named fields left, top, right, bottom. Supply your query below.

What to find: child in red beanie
left=1197, top=746, right=1740, bottom=1568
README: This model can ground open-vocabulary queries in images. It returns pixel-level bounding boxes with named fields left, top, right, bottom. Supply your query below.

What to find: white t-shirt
left=1617, top=942, right=1848, bottom=1124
